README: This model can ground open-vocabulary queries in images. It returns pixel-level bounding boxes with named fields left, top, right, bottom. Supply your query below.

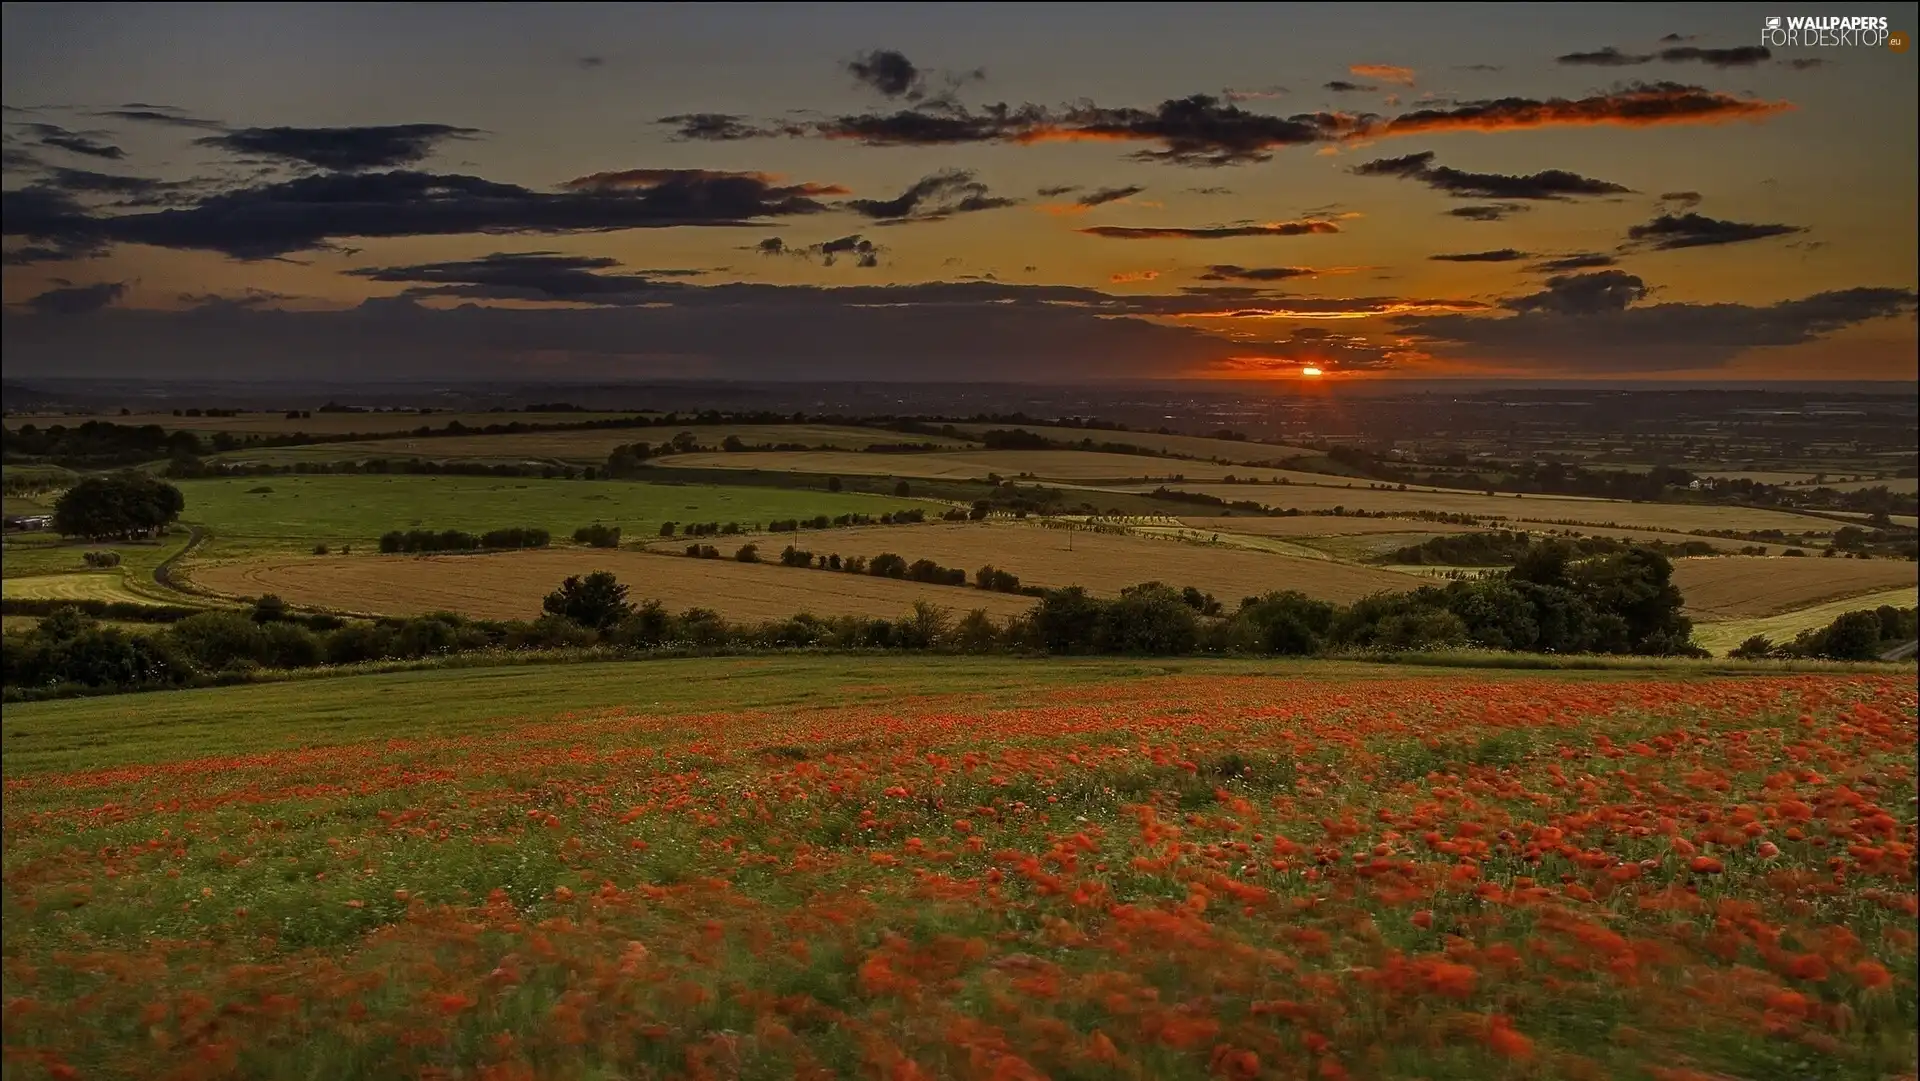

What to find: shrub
left=167, top=611, right=268, bottom=671
left=735, top=543, right=761, bottom=563
left=259, top=622, right=324, bottom=668
left=573, top=523, right=622, bottom=548
left=82, top=551, right=122, bottom=568
left=869, top=553, right=907, bottom=578
left=312, top=543, right=330, bottom=555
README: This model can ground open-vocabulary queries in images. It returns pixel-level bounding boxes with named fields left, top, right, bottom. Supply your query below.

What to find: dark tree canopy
left=52, top=472, right=185, bottom=540
left=541, top=571, right=632, bottom=630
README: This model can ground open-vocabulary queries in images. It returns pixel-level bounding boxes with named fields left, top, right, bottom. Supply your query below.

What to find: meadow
left=2, top=657, right=1912, bottom=1080
left=169, top=475, right=935, bottom=561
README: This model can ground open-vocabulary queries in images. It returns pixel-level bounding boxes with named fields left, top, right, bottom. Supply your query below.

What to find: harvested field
left=3, top=411, right=646, bottom=436
left=188, top=549, right=1039, bottom=623
left=1691, top=585, right=1920, bottom=655
left=649, top=449, right=1255, bottom=482
left=1670, top=555, right=1919, bottom=620
left=647, top=521, right=1420, bottom=602
left=208, top=424, right=975, bottom=465
left=0, top=572, right=165, bottom=605
left=172, top=475, right=931, bottom=560
left=945, top=423, right=1315, bottom=463
left=1177, top=515, right=1494, bottom=537
left=1150, top=483, right=1840, bottom=534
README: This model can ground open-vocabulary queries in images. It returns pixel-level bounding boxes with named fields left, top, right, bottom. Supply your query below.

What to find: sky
left=3, top=2, right=1917, bottom=383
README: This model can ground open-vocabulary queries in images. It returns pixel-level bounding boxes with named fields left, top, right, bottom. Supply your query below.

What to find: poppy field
left=2, top=660, right=1915, bottom=1080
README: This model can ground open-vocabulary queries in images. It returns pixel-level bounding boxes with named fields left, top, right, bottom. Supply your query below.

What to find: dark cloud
left=2, top=146, right=45, bottom=171
left=0, top=280, right=1254, bottom=381
left=1368, top=82, right=1790, bottom=137
left=576, top=55, right=606, bottom=69
left=177, top=288, right=294, bottom=310
left=35, top=167, right=195, bottom=204
left=1399, top=282, right=1917, bottom=373
left=1784, top=58, right=1827, bottom=70
left=3, top=167, right=836, bottom=260
left=1502, top=270, right=1649, bottom=314
left=345, top=251, right=696, bottom=303
left=195, top=124, right=482, bottom=171
left=1457, top=64, right=1504, bottom=72
left=844, top=169, right=1018, bottom=222
left=22, top=280, right=128, bottom=315
left=1078, top=220, right=1341, bottom=240
left=1223, top=87, right=1287, bottom=102
left=847, top=49, right=925, bottom=99
left=1556, top=47, right=1653, bottom=66
left=670, top=83, right=1787, bottom=165
left=1659, top=45, right=1772, bottom=67
left=1558, top=45, right=1771, bottom=68
left=1529, top=252, right=1618, bottom=271
left=0, top=186, right=111, bottom=263
left=659, top=113, right=777, bottom=141
left=1076, top=184, right=1145, bottom=207
left=92, top=107, right=225, bottom=130
left=1429, top=248, right=1530, bottom=262
left=1626, top=212, right=1804, bottom=250
left=1353, top=150, right=1631, bottom=200
left=1657, top=190, right=1703, bottom=208
left=1446, top=203, right=1528, bottom=221
left=1324, top=81, right=1376, bottom=93
left=1196, top=265, right=1317, bottom=281
left=754, top=234, right=881, bottom=267
left=22, top=123, right=125, bottom=160
left=1036, top=184, right=1079, bottom=197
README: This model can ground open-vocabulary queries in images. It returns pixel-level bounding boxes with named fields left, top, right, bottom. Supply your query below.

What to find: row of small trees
left=376, top=527, right=550, bottom=553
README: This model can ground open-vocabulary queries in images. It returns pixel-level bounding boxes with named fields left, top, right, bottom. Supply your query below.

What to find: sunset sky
left=3, top=2, right=1916, bottom=382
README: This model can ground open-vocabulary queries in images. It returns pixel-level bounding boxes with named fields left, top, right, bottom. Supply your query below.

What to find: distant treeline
left=1381, top=530, right=1731, bottom=566
left=5, top=541, right=1763, bottom=702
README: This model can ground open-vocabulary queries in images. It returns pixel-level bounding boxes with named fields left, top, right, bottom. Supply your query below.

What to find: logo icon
left=1892, top=30, right=1910, bottom=51
left=1765, top=16, right=1782, bottom=30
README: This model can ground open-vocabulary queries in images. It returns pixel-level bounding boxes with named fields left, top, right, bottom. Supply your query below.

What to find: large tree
left=52, top=472, right=185, bottom=541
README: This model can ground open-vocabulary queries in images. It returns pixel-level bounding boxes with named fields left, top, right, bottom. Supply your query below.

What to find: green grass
left=0, top=529, right=182, bottom=579
left=171, top=475, right=941, bottom=560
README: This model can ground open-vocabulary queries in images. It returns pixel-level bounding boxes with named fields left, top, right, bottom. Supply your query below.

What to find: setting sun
left=1300, top=366, right=1324, bottom=377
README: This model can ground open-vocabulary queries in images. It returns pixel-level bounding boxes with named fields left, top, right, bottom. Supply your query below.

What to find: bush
left=167, top=611, right=268, bottom=671
left=82, top=550, right=122, bottom=568
left=312, top=543, right=330, bottom=555
left=735, top=543, right=761, bottom=564
left=869, top=553, right=908, bottom=578
left=573, top=523, right=622, bottom=548
left=259, top=622, right=324, bottom=668
left=1728, top=634, right=1776, bottom=660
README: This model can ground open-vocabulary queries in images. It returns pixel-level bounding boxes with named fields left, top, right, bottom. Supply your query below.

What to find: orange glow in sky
left=1300, top=366, right=1324, bottom=377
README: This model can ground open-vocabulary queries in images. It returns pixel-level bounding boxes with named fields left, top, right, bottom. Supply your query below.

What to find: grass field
left=2, top=658, right=1912, bottom=1079
left=650, top=449, right=1260, bottom=483
left=1669, top=555, right=1919, bottom=620
left=655, top=520, right=1419, bottom=602
left=171, top=475, right=936, bottom=560
left=945, top=423, right=1316, bottom=463
left=1691, top=585, right=1920, bottom=655
left=0, top=531, right=178, bottom=579
left=1819, top=477, right=1920, bottom=494
left=188, top=548, right=1042, bottom=623
left=206, top=424, right=978, bottom=465
left=3, top=410, right=646, bottom=436
left=1153, top=483, right=1842, bottom=534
